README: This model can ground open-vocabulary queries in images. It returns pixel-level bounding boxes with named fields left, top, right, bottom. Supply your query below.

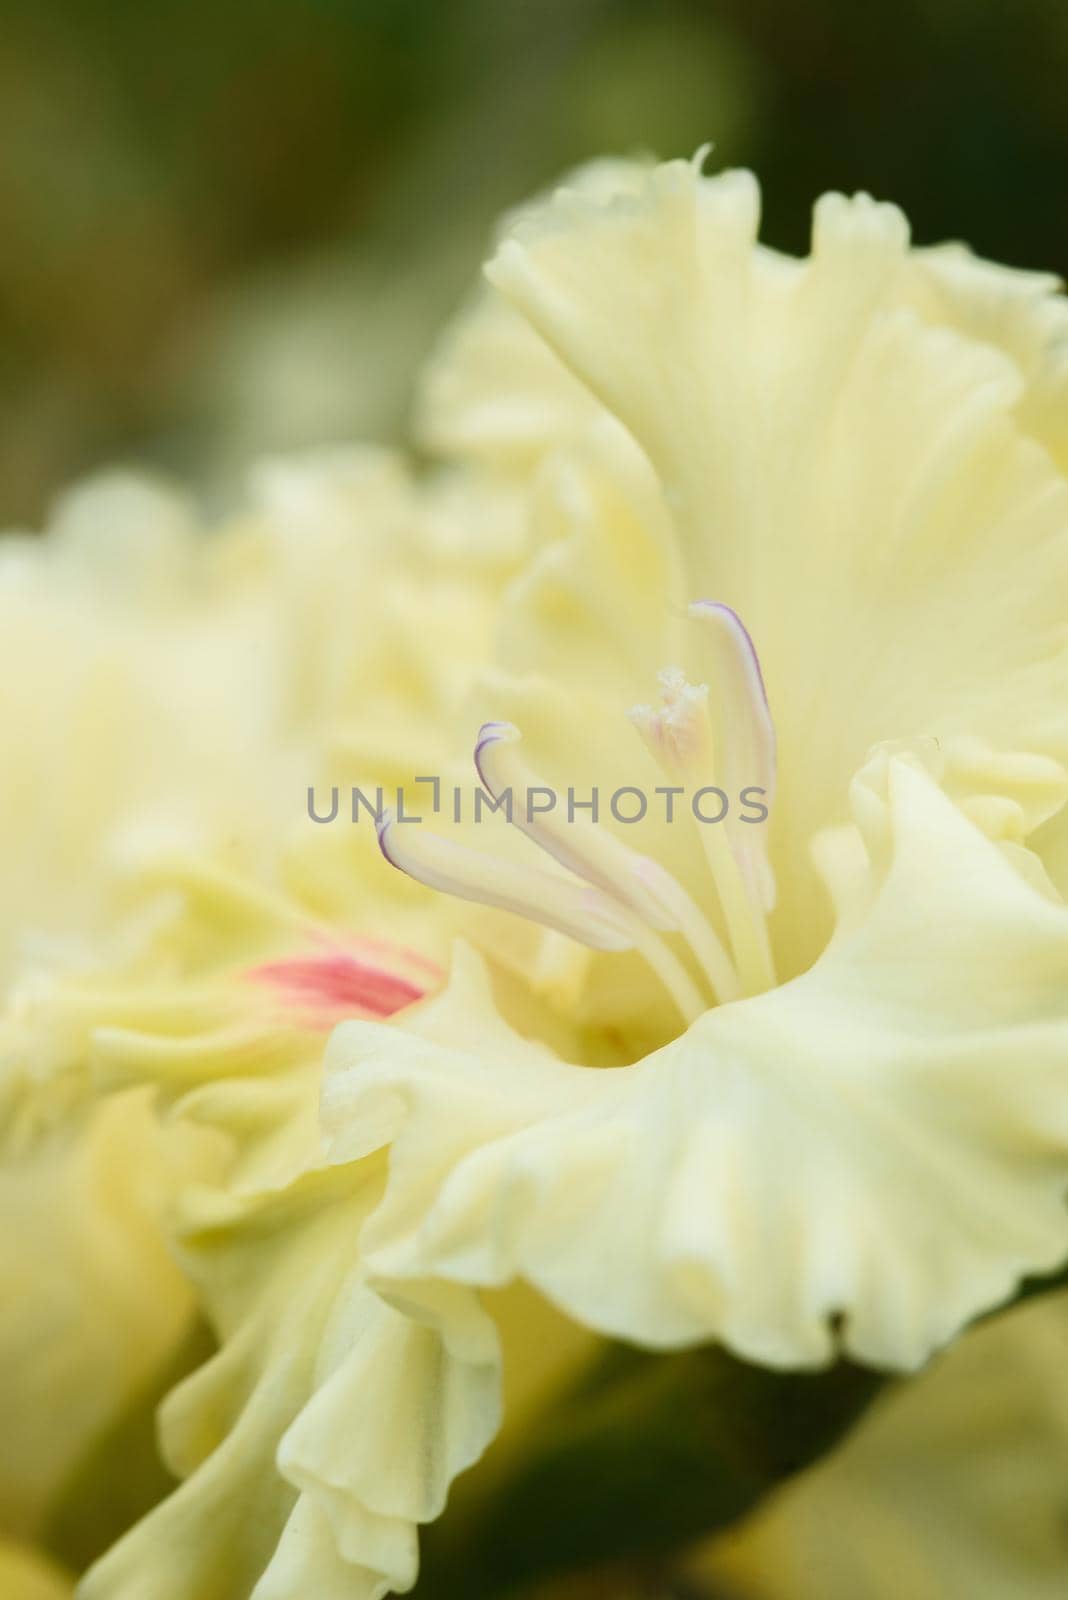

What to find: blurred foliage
left=413, top=1337, right=885, bottom=1598
left=1, top=0, right=1066, bottom=521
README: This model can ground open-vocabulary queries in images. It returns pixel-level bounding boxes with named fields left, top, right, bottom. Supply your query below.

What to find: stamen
left=477, top=722, right=675, bottom=932
left=376, top=809, right=706, bottom=1025
left=630, top=856, right=739, bottom=1004
left=376, top=662, right=781, bottom=1025
left=476, top=721, right=738, bottom=1004
left=378, top=809, right=634, bottom=953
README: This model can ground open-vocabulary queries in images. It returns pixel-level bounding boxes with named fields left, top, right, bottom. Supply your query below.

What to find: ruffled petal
left=80, top=1168, right=499, bottom=1600
left=904, top=243, right=1068, bottom=473
left=326, top=757, right=1068, bottom=1373
left=0, top=1091, right=197, bottom=1539
left=483, top=156, right=1068, bottom=974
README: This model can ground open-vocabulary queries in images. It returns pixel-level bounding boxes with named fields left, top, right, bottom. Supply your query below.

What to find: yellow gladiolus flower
left=9, top=154, right=1068, bottom=1600
left=0, top=449, right=511, bottom=1597
left=309, top=155, right=1068, bottom=1578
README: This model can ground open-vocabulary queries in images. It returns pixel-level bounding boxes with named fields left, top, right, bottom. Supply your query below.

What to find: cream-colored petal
left=486, top=156, right=1068, bottom=977
left=904, top=242, right=1068, bottom=473
left=0, top=1091, right=198, bottom=1539
left=0, top=444, right=502, bottom=1009
left=3, top=831, right=467, bottom=1600
left=80, top=1166, right=499, bottom=1600
left=492, top=423, right=681, bottom=701
left=415, top=287, right=606, bottom=472
left=326, top=759, right=1068, bottom=1373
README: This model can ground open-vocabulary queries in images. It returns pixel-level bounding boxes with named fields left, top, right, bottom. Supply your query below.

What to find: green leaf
left=415, top=1339, right=887, bottom=1599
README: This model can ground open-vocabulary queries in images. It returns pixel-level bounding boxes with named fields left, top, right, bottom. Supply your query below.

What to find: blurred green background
left=2, top=0, right=1066, bottom=524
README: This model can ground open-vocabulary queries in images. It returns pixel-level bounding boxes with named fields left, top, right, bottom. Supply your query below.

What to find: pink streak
left=248, top=945, right=435, bottom=1026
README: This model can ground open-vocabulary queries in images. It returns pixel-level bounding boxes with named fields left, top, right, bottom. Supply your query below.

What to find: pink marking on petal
left=248, top=946, right=434, bottom=1027
left=310, top=928, right=442, bottom=981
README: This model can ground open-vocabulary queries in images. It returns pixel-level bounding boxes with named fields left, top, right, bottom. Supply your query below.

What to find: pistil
left=630, top=602, right=777, bottom=996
